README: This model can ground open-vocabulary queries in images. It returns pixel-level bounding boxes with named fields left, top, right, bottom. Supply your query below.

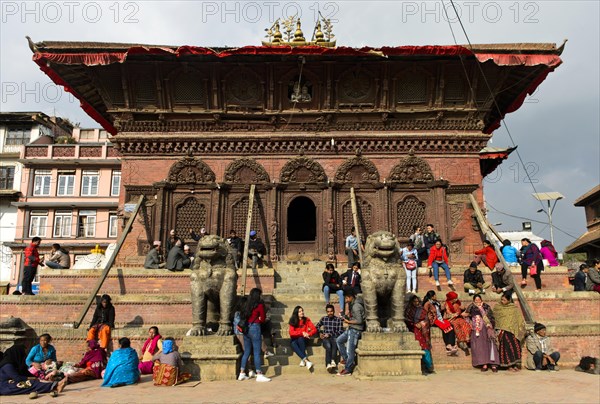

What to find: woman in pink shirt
left=540, top=240, right=559, bottom=267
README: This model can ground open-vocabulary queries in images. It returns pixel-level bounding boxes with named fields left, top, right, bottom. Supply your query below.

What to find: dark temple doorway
left=287, top=196, right=316, bottom=241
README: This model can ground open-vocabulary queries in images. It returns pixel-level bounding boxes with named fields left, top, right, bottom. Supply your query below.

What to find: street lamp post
left=532, top=192, right=564, bottom=246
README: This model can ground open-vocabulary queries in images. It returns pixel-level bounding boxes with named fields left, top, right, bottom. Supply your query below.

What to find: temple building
left=26, top=24, right=564, bottom=266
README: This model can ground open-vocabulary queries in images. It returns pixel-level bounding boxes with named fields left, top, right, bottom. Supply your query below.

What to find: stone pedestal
left=0, top=317, right=36, bottom=352
left=179, top=335, right=241, bottom=381
left=355, top=332, right=424, bottom=378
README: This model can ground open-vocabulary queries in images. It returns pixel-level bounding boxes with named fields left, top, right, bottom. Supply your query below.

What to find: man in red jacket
left=473, top=240, right=498, bottom=271
left=22, top=237, right=43, bottom=295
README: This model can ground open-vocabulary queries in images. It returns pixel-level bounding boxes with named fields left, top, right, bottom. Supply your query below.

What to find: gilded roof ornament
left=262, top=15, right=336, bottom=48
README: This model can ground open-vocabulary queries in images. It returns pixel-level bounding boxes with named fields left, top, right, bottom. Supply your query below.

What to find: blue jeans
left=432, top=262, right=451, bottom=282
left=45, top=261, right=66, bottom=269
left=241, top=323, right=263, bottom=374
left=337, top=328, right=361, bottom=372
left=290, top=337, right=308, bottom=360
left=323, top=286, right=345, bottom=313
left=322, top=337, right=338, bottom=365
left=533, top=351, right=560, bottom=370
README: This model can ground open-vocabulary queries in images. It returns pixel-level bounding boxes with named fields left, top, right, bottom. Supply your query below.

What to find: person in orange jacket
left=473, top=240, right=499, bottom=270
left=428, top=239, right=453, bottom=288
left=288, top=306, right=317, bottom=370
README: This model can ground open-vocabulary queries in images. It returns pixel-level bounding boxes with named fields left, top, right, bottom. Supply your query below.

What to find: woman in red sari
left=404, top=295, right=434, bottom=374
left=138, top=326, right=162, bottom=375
left=444, top=291, right=472, bottom=355
left=67, top=340, right=107, bottom=384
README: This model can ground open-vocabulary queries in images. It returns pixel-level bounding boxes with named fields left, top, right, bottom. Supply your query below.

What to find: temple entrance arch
left=287, top=196, right=316, bottom=242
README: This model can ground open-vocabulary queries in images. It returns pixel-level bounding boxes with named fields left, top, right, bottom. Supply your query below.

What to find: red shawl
left=141, top=334, right=162, bottom=355
left=445, top=291, right=462, bottom=314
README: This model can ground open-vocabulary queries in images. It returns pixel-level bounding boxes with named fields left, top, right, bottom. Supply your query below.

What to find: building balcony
left=20, top=143, right=121, bottom=164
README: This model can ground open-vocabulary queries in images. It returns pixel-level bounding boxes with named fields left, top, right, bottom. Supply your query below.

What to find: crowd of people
left=144, top=228, right=266, bottom=272
left=0, top=324, right=191, bottom=398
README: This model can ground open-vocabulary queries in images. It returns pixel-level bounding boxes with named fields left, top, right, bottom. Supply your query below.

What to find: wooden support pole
left=350, top=187, right=364, bottom=265
left=73, top=195, right=145, bottom=329
left=469, top=194, right=535, bottom=324
left=240, top=185, right=256, bottom=296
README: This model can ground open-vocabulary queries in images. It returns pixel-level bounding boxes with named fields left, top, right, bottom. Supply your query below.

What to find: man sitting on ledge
left=44, top=243, right=71, bottom=270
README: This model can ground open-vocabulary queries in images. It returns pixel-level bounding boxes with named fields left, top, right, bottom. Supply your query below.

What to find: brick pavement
left=0, top=369, right=597, bottom=403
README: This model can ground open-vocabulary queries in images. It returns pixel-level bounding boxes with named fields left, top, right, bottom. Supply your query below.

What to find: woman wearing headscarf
left=138, top=326, right=162, bottom=375
left=404, top=295, right=434, bottom=374
left=66, top=339, right=107, bottom=383
left=540, top=240, right=559, bottom=267
left=0, top=344, right=66, bottom=396
left=102, top=338, right=139, bottom=388
left=444, top=291, right=472, bottom=354
left=423, top=290, right=458, bottom=356
left=151, top=338, right=191, bottom=386
left=87, top=294, right=115, bottom=349
left=465, top=294, right=500, bottom=372
left=494, top=292, right=526, bottom=371
left=520, top=239, right=544, bottom=290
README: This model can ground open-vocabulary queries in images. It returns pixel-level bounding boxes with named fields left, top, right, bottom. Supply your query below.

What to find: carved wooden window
left=231, top=196, right=262, bottom=235
left=338, top=70, right=375, bottom=105
left=342, top=198, right=373, bottom=239
left=134, top=74, right=158, bottom=107
left=396, top=72, right=428, bottom=104
left=98, top=65, right=125, bottom=107
left=173, top=72, right=205, bottom=105
left=175, top=197, right=207, bottom=237
left=226, top=70, right=262, bottom=106
left=444, top=69, right=466, bottom=104
left=475, top=63, right=498, bottom=106
left=396, top=196, right=426, bottom=238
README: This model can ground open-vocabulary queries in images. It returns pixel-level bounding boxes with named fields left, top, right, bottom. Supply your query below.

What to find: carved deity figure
left=187, top=235, right=238, bottom=336
left=361, top=231, right=408, bottom=333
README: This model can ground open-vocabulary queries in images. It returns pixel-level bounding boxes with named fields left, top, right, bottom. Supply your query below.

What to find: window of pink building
left=111, top=170, right=121, bottom=196
left=108, top=213, right=118, bottom=238
left=53, top=211, right=72, bottom=238
left=29, top=211, right=48, bottom=237
left=78, top=210, right=96, bottom=237
left=33, top=170, right=51, bottom=196
left=81, top=170, right=99, bottom=196
left=57, top=171, right=75, bottom=196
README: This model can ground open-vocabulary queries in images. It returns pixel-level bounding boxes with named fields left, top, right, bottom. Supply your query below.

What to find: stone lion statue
left=187, top=234, right=237, bottom=336
left=361, top=230, right=407, bottom=333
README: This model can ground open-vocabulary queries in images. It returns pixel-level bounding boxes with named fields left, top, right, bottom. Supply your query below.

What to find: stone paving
left=1, top=369, right=598, bottom=404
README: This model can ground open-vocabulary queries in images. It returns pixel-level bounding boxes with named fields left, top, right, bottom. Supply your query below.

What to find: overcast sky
left=1, top=1, right=598, bottom=251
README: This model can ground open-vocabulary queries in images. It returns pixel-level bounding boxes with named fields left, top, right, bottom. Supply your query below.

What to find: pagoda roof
left=28, top=39, right=564, bottom=135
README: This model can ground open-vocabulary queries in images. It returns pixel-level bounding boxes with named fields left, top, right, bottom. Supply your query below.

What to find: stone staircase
left=0, top=262, right=598, bottom=377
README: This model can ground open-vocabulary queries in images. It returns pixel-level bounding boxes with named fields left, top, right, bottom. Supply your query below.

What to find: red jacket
left=474, top=246, right=498, bottom=269
left=24, top=243, right=40, bottom=267
left=428, top=245, right=449, bottom=267
left=248, top=303, right=266, bottom=324
left=289, top=318, right=317, bottom=339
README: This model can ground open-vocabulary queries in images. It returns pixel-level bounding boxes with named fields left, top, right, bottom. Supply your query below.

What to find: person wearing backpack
left=402, top=241, right=419, bottom=293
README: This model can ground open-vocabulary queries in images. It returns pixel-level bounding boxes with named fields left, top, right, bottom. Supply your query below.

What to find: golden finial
left=293, top=20, right=305, bottom=42
left=272, top=22, right=282, bottom=43
left=315, top=21, right=325, bottom=43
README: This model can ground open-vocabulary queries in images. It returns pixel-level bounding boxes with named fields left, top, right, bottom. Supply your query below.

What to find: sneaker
left=447, top=280, right=454, bottom=285
left=326, top=363, right=333, bottom=370
left=468, top=289, right=476, bottom=295
left=238, top=372, right=249, bottom=381
left=256, top=374, right=271, bottom=382
left=481, top=289, right=486, bottom=294
left=299, top=358, right=306, bottom=367
left=263, top=351, right=275, bottom=358
left=337, top=369, right=352, bottom=376
left=411, top=289, right=417, bottom=294
left=248, top=370, right=256, bottom=378
left=435, top=281, right=440, bottom=286
left=305, top=360, right=313, bottom=370
left=330, top=360, right=337, bottom=368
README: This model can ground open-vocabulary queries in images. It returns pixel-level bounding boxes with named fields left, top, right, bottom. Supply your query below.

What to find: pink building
left=8, top=127, right=121, bottom=293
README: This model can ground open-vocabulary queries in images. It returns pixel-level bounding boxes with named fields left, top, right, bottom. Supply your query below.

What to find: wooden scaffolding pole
left=350, top=187, right=364, bottom=265
left=73, top=195, right=145, bottom=329
left=240, top=185, right=256, bottom=296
